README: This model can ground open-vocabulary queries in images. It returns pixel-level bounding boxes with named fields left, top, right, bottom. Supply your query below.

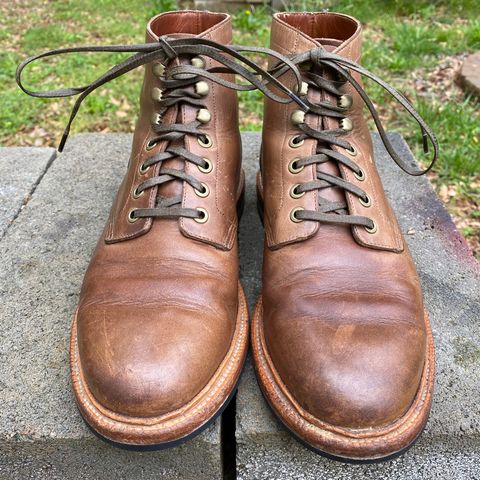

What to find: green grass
left=0, top=0, right=479, bottom=253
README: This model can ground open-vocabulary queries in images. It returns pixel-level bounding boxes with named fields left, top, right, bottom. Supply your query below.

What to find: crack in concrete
left=221, top=394, right=238, bottom=480
left=0, top=149, right=57, bottom=242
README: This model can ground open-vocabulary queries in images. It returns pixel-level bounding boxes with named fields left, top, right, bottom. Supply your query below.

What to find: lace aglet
left=58, top=131, right=69, bottom=153
left=287, top=90, right=310, bottom=113
left=422, top=129, right=429, bottom=154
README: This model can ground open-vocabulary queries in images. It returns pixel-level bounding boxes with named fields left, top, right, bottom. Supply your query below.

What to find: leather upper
left=260, top=12, right=427, bottom=429
left=76, top=11, right=242, bottom=417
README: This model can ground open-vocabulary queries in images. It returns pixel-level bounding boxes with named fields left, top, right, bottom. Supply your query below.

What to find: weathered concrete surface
left=457, top=52, right=480, bottom=97
left=0, top=147, right=55, bottom=238
left=0, top=134, right=222, bottom=479
left=1, top=132, right=478, bottom=479
left=237, top=132, right=480, bottom=479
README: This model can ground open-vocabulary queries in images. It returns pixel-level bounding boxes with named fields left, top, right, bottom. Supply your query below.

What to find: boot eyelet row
left=353, top=168, right=365, bottom=181
left=365, top=220, right=377, bottom=234
left=288, top=158, right=304, bottom=174
left=346, top=144, right=357, bottom=156
left=139, top=162, right=150, bottom=175
left=198, top=135, right=213, bottom=148
left=290, top=184, right=305, bottom=199
left=132, top=185, right=144, bottom=199
left=127, top=209, right=139, bottom=223
left=194, top=207, right=209, bottom=223
left=359, top=193, right=372, bottom=208
left=198, top=157, right=213, bottom=173
left=290, top=207, right=304, bottom=223
left=289, top=135, right=304, bottom=148
left=145, top=139, right=158, bottom=151
left=194, top=183, right=210, bottom=198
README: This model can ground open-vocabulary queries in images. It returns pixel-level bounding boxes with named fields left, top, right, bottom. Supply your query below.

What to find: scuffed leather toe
left=265, top=317, right=426, bottom=429
left=77, top=303, right=233, bottom=417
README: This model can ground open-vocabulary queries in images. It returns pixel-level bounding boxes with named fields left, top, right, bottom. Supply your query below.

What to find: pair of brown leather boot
left=17, top=10, right=437, bottom=462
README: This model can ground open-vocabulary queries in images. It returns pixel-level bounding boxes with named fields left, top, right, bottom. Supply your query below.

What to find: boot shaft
left=261, top=12, right=405, bottom=252
left=107, top=11, right=242, bottom=249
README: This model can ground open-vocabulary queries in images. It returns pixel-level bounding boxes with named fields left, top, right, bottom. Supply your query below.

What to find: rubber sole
left=251, top=296, right=435, bottom=463
left=81, top=371, right=242, bottom=451
left=70, top=284, right=249, bottom=448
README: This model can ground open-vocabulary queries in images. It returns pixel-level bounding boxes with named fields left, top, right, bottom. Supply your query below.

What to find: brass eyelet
left=290, top=184, right=305, bottom=199
left=132, top=185, right=144, bottom=199
left=196, top=108, right=211, bottom=124
left=353, top=168, right=365, bottom=181
left=291, top=110, right=305, bottom=126
left=195, top=81, right=209, bottom=96
left=145, top=139, right=158, bottom=151
left=198, top=157, right=213, bottom=174
left=152, top=63, right=165, bottom=77
left=365, top=220, right=377, bottom=234
left=338, top=94, right=353, bottom=109
left=191, top=56, right=206, bottom=69
left=151, top=87, right=163, bottom=102
left=288, top=158, right=304, bottom=174
left=139, top=162, right=150, bottom=175
left=289, top=135, right=304, bottom=148
left=127, top=209, right=139, bottom=223
left=195, top=183, right=209, bottom=198
left=290, top=207, right=304, bottom=223
left=298, top=81, right=309, bottom=96
left=340, top=118, right=353, bottom=131
left=194, top=207, right=209, bottom=223
left=151, top=112, right=161, bottom=126
left=359, top=193, right=371, bottom=208
left=346, top=144, right=358, bottom=156
left=198, top=135, right=213, bottom=148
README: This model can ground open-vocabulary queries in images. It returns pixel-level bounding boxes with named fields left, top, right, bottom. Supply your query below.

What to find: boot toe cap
left=76, top=304, right=233, bottom=418
left=266, top=318, right=426, bottom=430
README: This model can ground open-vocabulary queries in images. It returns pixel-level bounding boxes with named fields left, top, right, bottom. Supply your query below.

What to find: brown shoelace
left=17, top=40, right=438, bottom=226
left=270, top=48, right=439, bottom=229
left=17, top=37, right=308, bottom=222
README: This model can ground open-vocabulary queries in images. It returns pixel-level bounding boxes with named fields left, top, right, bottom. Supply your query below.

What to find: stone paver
left=0, top=147, right=56, bottom=238
left=457, top=52, right=480, bottom=97
left=0, top=134, right=222, bottom=480
left=237, top=133, right=480, bottom=480
left=1, top=132, right=478, bottom=479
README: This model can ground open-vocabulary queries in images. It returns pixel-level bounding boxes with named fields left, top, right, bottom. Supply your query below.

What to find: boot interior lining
left=277, top=12, right=358, bottom=41
left=150, top=11, right=228, bottom=36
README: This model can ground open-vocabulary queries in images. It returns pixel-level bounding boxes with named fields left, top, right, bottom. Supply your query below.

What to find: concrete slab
left=0, top=134, right=222, bottom=479
left=1, top=132, right=478, bottom=479
left=236, top=133, right=480, bottom=480
left=0, top=147, right=56, bottom=238
left=457, top=52, right=480, bottom=97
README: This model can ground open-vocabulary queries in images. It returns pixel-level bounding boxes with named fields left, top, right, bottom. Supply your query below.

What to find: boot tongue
left=314, top=38, right=343, bottom=51
left=310, top=37, right=347, bottom=208
left=155, top=32, right=197, bottom=201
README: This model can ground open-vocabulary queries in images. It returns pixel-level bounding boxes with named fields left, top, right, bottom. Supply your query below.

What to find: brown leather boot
left=71, top=12, right=252, bottom=447
left=19, top=11, right=253, bottom=447
left=252, top=12, right=437, bottom=461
